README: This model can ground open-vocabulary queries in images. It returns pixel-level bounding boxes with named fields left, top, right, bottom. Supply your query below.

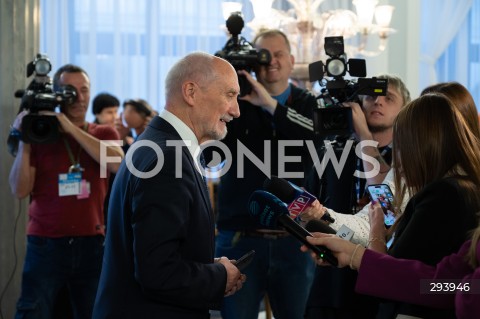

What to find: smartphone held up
left=367, top=184, right=396, bottom=228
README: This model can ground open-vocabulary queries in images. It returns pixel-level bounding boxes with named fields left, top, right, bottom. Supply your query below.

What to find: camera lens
left=32, top=117, right=53, bottom=137
left=21, top=114, right=59, bottom=144
left=34, top=58, right=52, bottom=76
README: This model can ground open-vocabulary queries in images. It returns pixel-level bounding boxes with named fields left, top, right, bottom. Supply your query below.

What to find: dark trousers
left=15, top=235, right=104, bottom=319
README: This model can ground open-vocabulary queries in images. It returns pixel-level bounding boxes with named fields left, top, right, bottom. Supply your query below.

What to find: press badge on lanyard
left=58, top=171, right=82, bottom=196
left=58, top=123, right=91, bottom=198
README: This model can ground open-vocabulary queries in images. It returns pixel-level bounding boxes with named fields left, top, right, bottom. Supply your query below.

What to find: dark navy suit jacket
left=93, top=116, right=226, bottom=319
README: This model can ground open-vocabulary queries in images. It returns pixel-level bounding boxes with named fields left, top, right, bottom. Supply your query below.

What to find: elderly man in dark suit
left=93, top=52, right=243, bottom=319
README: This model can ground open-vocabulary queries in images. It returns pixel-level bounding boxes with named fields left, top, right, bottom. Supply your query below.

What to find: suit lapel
left=149, top=116, right=214, bottom=219
left=185, top=148, right=214, bottom=219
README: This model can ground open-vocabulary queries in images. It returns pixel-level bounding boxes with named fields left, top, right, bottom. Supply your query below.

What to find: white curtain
left=419, top=0, right=473, bottom=90
left=436, top=0, right=480, bottom=110
left=38, top=0, right=371, bottom=121
left=40, top=0, right=255, bottom=121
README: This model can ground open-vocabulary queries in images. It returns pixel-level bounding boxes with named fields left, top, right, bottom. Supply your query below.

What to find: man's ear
left=182, top=81, right=197, bottom=106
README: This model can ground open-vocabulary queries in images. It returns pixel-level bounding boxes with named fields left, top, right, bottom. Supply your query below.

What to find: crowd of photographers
left=7, top=11, right=480, bottom=319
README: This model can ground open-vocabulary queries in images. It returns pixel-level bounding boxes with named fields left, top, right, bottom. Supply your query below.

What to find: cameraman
left=9, top=64, right=124, bottom=319
left=303, top=74, right=411, bottom=319
left=215, top=29, right=317, bottom=319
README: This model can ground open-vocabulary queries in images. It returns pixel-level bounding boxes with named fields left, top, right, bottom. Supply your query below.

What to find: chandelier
left=221, top=0, right=396, bottom=83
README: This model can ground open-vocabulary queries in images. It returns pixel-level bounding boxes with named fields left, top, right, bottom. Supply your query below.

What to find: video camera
left=309, top=36, right=388, bottom=138
left=14, top=53, right=77, bottom=144
left=215, top=12, right=271, bottom=96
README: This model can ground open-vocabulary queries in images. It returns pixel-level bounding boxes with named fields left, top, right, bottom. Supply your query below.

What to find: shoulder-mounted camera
left=215, top=12, right=271, bottom=96
left=308, top=36, right=388, bottom=139
left=14, top=54, right=77, bottom=144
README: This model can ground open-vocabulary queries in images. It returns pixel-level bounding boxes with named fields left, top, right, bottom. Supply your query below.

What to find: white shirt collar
left=159, top=110, right=200, bottom=162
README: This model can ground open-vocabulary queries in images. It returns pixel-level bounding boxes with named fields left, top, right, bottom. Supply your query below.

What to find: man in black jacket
left=215, top=29, right=317, bottom=319
left=93, top=52, right=244, bottom=319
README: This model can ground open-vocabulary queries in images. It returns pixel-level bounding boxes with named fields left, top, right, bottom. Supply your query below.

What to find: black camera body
left=309, top=36, right=388, bottom=138
left=215, top=12, right=271, bottom=96
left=15, top=54, right=77, bottom=144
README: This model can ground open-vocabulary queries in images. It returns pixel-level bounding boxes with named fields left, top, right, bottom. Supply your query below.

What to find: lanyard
left=63, top=123, right=88, bottom=172
left=355, top=142, right=392, bottom=202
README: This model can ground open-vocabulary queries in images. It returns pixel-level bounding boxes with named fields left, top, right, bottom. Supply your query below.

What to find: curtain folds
left=435, top=0, right=480, bottom=111
left=419, top=0, right=473, bottom=90
left=40, top=0, right=253, bottom=119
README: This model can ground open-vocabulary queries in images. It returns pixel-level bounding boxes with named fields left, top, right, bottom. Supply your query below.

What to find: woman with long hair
left=301, top=82, right=480, bottom=248
left=305, top=93, right=480, bottom=319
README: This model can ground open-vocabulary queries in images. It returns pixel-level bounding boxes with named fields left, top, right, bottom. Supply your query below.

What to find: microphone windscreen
left=263, top=176, right=296, bottom=202
left=248, top=190, right=290, bottom=228
left=226, top=13, right=244, bottom=36
left=248, top=191, right=339, bottom=266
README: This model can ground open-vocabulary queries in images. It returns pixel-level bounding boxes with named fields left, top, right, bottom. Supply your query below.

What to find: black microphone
left=248, top=190, right=338, bottom=266
left=305, top=220, right=337, bottom=235
left=263, top=176, right=335, bottom=223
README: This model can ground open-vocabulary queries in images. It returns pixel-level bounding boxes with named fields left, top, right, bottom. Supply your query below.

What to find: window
left=40, top=0, right=255, bottom=121
left=436, top=0, right=480, bottom=110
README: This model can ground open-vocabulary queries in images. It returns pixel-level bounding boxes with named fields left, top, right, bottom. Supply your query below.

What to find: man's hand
left=39, top=110, right=77, bottom=134
left=115, top=113, right=133, bottom=143
left=39, top=110, right=124, bottom=173
left=216, top=256, right=247, bottom=297
left=343, top=101, right=390, bottom=185
left=342, top=101, right=372, bottom=141
left=237, top=70, right=277, bottom=114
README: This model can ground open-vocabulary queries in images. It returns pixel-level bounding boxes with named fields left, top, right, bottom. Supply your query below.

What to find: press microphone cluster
left=263, top=176, right=335, bottom=223
left=248, top=190, right=338, bottom=266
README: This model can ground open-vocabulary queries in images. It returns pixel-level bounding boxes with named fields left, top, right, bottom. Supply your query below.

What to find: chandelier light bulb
left=220, top=0, right=397, bottom=82
left=375, top=5, right=394, bottom=28
left=250, top=0, right=274, bottom=19
left=353, top=0, right=378, bottom=28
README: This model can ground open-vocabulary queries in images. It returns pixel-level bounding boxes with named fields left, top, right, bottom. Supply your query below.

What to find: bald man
left=93, top=52, right=243, bottom=319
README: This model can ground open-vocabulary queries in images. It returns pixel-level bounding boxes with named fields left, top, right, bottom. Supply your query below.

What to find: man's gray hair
left=165, top=52, right=220, bottom=101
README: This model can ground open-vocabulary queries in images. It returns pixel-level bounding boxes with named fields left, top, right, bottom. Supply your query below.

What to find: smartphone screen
left=367, top=184, right=396, bottom=227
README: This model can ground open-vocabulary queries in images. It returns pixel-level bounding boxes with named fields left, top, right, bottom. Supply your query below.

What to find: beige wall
left=366, top=0, right=421, bottom=99
left=0, top=0, right=39, bottom=317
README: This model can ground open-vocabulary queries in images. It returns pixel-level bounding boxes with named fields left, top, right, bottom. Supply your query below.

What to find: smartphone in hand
left=233, top=250, right=255, bottom=271
left=367, top=184, right=396, bottom=228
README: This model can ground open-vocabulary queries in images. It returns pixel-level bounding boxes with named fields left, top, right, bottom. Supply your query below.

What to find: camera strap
left=63, top=122, right=89, bottom=173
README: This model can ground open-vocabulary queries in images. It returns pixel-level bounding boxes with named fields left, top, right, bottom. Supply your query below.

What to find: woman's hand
left=300, top=232, right=366, bottom=269
left=367, top=201, right=388, bottom=252
left=298, top=200, right=328, bottom=223
left=368, top=201, right=387, bottom=237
